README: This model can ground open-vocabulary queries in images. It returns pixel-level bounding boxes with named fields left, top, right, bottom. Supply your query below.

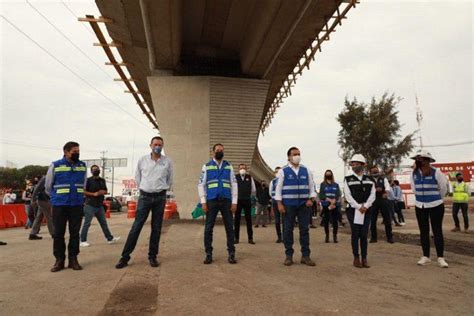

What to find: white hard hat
left=349, top=154, right=366, bottom=164
left=410, top=150, right=435, bottom=162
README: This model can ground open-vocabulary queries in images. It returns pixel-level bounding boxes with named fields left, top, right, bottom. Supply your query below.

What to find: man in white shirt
left=198, top=143, right=238, bottom=264
left=275, top=147, right=317, bottom=266
left=116, top=136, right=173, bottom=269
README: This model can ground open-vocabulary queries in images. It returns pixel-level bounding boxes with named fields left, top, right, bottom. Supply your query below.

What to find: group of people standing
left=6, top=136, right=468, bottom=272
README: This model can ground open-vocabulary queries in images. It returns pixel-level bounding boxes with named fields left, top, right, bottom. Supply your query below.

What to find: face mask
left=371, top=173, right=380, bottom=177
left=239, top=169, right=246, bottom=176
left=153, top=146, right=162, bottom=155
left=457, top=178, right=463, bottom=183
left=291, top=155, right=301, bottom=165
left=92, top=170, right=100, bottom=177
left=71, top=153, right=80, bottom=162
left=352, top=166, right=364, bottom=174
left=325, top=174, right=333, bottom=180
left=215, top=151, right=224, bottom=160
left=415, top=160, right=423, bottom=169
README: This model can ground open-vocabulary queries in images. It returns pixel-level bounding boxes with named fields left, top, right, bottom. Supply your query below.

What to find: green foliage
left=337, top=93, right=415, bottom=170
left=0, top=165, right=49, bottom=189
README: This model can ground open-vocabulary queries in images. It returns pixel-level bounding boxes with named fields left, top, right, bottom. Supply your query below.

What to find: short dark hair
left=287, top=147, right=299, bottom=156
left=456, top=172, right=463, bottom=177
left=275, top=166, right=281, bottom=171
left=370, top=165, right=379, bottom=171
left=239, top=163, right=246, bottom=168
left=90, top=164, right=100, bottom=171
left=212, top=143, right=224, bottom=151
left=150, top=136, right=164, bottom=144
left=393, top=180, right=400, bottom=185
left=63, top=141, right=79, bottom=152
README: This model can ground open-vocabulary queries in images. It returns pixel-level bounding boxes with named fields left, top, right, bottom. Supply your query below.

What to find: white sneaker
left=437, top=257, right=449, bottom=268
left=417, top=256, right=431, bottom=266
left=400, top=222, right=406, bottom=226
left=80, top=241, right=91, bottom=247
left=107, top=236, right=121, bottom=244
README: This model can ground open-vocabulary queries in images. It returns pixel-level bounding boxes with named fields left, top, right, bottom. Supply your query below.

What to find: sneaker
left=417, top=256, right=431, bottom=266
left=451, top=227, right=460, bottom=232
left=400, top=222, right=406, bottom=226
left=107, top=236, right=121, bottom=244
left=437, top=257, right=449, bottom=268
left=80, top=241, right=90, bottom=247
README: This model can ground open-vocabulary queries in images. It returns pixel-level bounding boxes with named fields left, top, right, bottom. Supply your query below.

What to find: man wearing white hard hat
left=410, top=150, right=449, bottom=268
left=343, top=154, right=376, bottom=268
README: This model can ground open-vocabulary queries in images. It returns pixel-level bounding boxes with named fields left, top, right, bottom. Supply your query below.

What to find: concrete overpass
left=83, top=0, right=358, bottom=217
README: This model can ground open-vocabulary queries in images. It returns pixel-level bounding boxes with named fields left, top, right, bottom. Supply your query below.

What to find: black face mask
left=457, top=178, right=463, bottom=183
left=92, top=170, right=100, bottom=177
left=415, top=160, right=423, bottom=169
left=215, top=151, right=224, bottom=160
left=325, top=175, right=333, bottom=180
left=352, top=166, right=364, bottom=174
left=71, top=153, right=80, bottom=162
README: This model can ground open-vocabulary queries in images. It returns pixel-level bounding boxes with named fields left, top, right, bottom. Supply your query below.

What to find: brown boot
left=51, top=259, right=65, bottom=272
left=362, top=258, right=370, bottom=268
left=300, top=256, right=316, bottom=266
left=353, top=257, right=362, bottom=268
left=283, top=256, right=293, bottom=266
left=68, top=257, right=83, bottom=270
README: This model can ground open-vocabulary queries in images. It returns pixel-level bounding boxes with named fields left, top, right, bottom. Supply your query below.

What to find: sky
left=1, top=0, right=473, bottom=193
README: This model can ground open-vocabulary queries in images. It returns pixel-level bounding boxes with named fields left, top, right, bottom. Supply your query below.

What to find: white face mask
left=239, top=169, right=246, bottom=176
left=291, top=155, right=301, bottom=165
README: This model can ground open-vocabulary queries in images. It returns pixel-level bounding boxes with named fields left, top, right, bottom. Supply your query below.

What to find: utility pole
left=415, top=92, right=423, bottom=149
left=100, top=150, right=107, bottom=178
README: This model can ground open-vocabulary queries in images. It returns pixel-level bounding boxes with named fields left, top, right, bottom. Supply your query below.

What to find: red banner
left=432, top=161, right=474, bottom=182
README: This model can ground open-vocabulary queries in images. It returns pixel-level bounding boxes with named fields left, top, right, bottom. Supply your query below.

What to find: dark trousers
left=415, top=204, right=445, bottom=257
left=283, top=204, right=311, bottom=257
left=204, top=198, right=235, bottom=255
left=234, top=199, right=253, bottom=241
left=394, top=200, right=405, bottom=223
left=52, top=205, right=83, bottom=260
left=273, top=201, right=283, bottom=240
left=452, top=202, right=469, bottom=229
left=80, top=204, right=113, bottom=242
left=346, top=207, right=371, bottom=259
left=388, top=200, right=401, bottom=225
left=121, top=192, right=166, bottom=261
left=322, top=205, right=340, bottom=237
left=370, top=198, right=393, bottom=241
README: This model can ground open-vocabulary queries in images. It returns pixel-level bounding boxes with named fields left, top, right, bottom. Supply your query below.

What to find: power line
left=60, top=0, right=95, bottom=36
left=1, top=14, right=150, bottom=130
left=416, top=140, right=474, bottom=148
left=26, top=1, right=128, bottom=93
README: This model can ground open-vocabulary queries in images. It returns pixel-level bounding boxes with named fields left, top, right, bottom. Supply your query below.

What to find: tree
left=337, top=93, right=415, bottom=170
left=0, top=165, right=49, bottom=189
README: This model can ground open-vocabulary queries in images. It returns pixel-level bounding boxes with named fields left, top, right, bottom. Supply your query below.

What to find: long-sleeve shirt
left=135, top=154, right=174, bottom=193
left=32, top=176, right=48, bottom=202
left=392, top=185, right=403, bottom=202
left=274, top=164, right=317, bottom=201
left=343, top=173, right=376, bottom=209
left=197, top=159, right=238, bottom=204
left=410, top=168, right=448, bottom=208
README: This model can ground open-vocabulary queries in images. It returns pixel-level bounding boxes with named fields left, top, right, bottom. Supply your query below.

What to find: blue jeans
left=121, top=192, right=166, bottom=261
left=283, top=203, right=311, bottom=257
left=346, top=207, right=371, bottom=259
left=80, top=204, right=113, bottom=242
left=204, top=198, right=235, bottom=256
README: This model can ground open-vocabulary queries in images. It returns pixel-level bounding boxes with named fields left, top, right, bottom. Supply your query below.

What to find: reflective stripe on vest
left=205, top=160, right=232, bottom=200
left=453, top=182, right=469, bottom=203
left=281, top=166, right=310, bottom=205
left=413, top=168, right=442, bottom=204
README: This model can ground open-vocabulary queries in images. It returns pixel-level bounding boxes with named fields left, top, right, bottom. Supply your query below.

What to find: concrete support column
left=147, top=76, right=271, bottom=219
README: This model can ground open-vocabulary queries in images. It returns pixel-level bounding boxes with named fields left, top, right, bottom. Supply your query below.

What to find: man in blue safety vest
left=45, top=141, right=87, bottom=272
left=274, top=147, right=317, bottom=266
left=198, top=143, right=238, bottom=264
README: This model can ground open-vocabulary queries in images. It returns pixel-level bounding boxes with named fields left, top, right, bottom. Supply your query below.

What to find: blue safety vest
left=413, top=167, right=443, bottom=204
left=50, top=157, right=87, bottom=206
left=281, top=165, right=310, bottom=206
left=321, top=182, right=340, bottom=207
left=270, top=178, right=278, bottom=199
left=205, top=159, right=232, bottom=201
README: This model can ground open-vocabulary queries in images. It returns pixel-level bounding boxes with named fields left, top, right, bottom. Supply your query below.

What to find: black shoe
left=369, top=239, right=377, bottom=243
left=276, top=239, right=282, bottom=243
left=68, top=257, right=83, bottom=270
left=325, top=235, right=329, bottom=243
left=262, top=225, right=267, bottom=228
left=387, top=239, right=394, bottom=244
left=249, top=240, right=256, bottom=245
left=228, top=254, right=237, bottom=264
left=29, top=234, right=42, bottom=240
left=234, top=239, right=239, bottom=244
left=203, top=255, right=213, bottom=264
left=0, top=241, right=7, bottom=246
left=115, top=258, right=128, bottom=269
left=284, top=256, right=293, bottom=266
left=333, top=235, right=338, bottom=243
left=254, top=225, right=259, bottom=228
left=149, top=258, right=159, bottom=267
left=51, top=259, right=65, bottom=272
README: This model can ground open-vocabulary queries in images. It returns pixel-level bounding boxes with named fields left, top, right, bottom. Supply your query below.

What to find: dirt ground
left=0, top=208, right=473, bottom=316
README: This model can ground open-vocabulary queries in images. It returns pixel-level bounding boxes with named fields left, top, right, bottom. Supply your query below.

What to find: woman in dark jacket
left=319, top=170, right=342, bottom=243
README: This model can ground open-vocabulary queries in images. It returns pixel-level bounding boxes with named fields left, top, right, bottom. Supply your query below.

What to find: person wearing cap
left=451, top=172, right=470, bottom=233
left=343, top=154, right=375, bottom=268
left=410, top=150, right=449, bottom=268
left=274, top=147, right=317, bottom=266
left=270, top=167, right=283, bottom=243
